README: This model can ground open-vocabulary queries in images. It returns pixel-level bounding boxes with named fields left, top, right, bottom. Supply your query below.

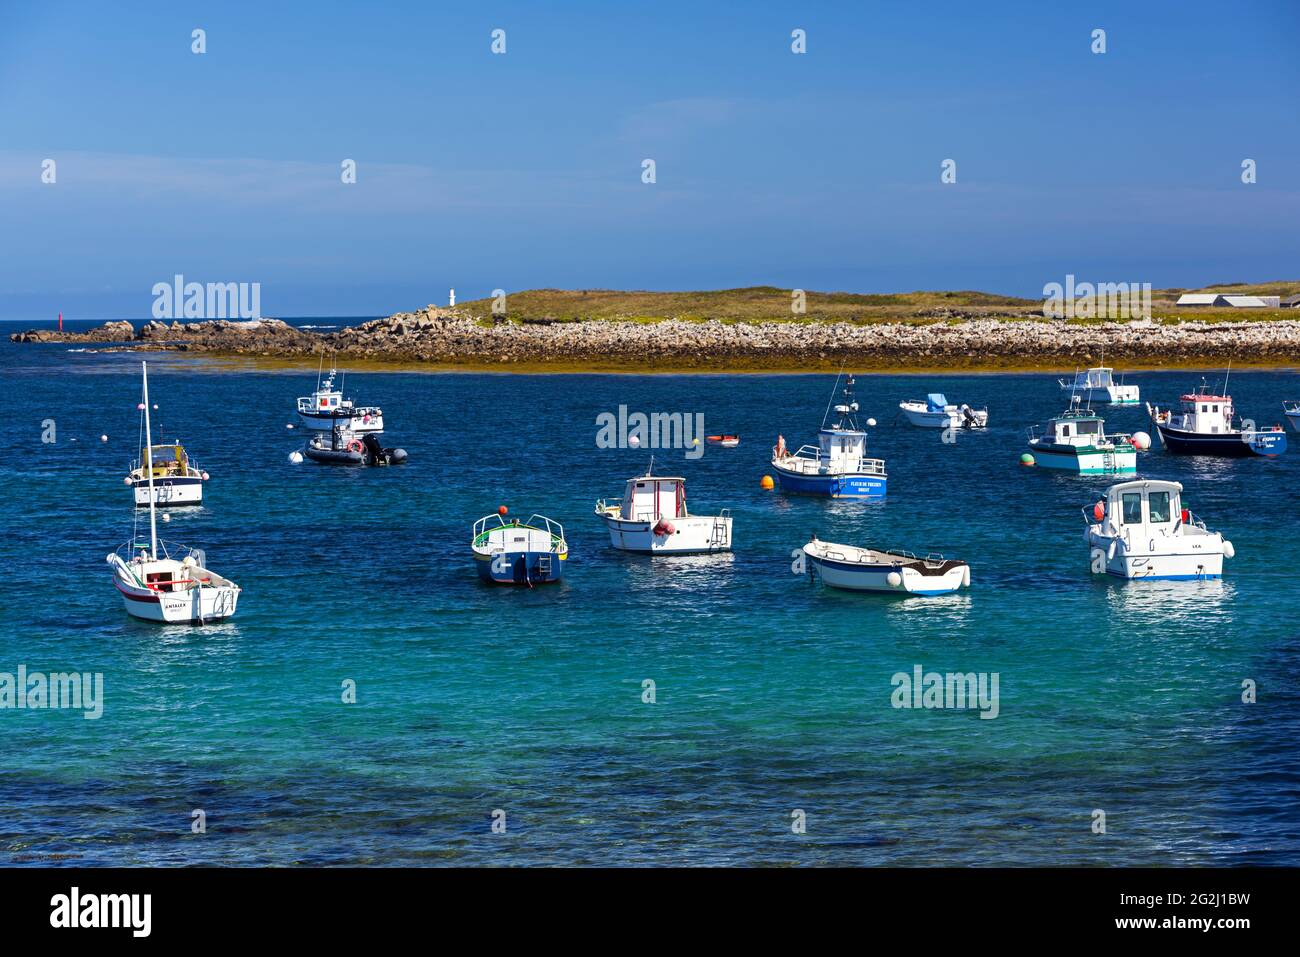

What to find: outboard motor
left=361, top=432, right=384, bottom=465
left=360, top=432, right=407, bottom=465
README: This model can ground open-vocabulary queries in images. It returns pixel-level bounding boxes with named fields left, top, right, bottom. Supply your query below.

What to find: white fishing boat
left=125, top=441, right=207, bottom=506
left=1083, top=479, right=1234, bottom=580
left=296, top=359, right=383, bottom=433
left=1058, top=366, right=1139, bottom=404
left=107, top=362, right=241, bottom=624
left=1027, top=396, right=1136, bottom=474
left=802, top=537, right=970, bottom=595
left=898, top=393, right=988, bottom=429
left=595, top=461, right=732, bottom=554
left=1286, top=400, right=1300, bottom=432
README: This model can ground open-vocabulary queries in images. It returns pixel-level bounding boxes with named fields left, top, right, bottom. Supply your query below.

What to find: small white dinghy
left=802, top=537, right=970, bottom=595
left=595, top=461, right=732, bottom=554
left=108, top=362, right=241, bottom=624
left=898, top=393, right=988, bottom=429
left=1083, top=479, right=1234, bottom=580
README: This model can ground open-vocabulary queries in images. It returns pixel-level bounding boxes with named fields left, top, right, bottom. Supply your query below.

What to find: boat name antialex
left=596, top=405, right=706, bottom=458
left=891, top=665, right=1000, bottom=719
left=0, top=665, right=103, bottom=719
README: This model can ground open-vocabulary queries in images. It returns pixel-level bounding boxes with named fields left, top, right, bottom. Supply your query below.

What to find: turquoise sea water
left=1, top=326, right=1297, bottom=866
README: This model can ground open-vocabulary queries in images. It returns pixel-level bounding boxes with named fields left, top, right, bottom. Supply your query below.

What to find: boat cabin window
left=1122, top=492, right=1142, bottom=525
left=1060, top=424, right=1071, bottom=437
left=1211, top=405, right=1219, bottom=413
left=1075, top=420, right=1100, bottom=435
left=1148, top=491, right=1172, bottom=524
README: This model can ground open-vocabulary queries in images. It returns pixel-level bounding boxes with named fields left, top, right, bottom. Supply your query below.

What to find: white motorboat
left=1083, top=479, right=1234, bottom=580
left=108, top=362, right=241, bottom=624
left=898, top=393, right=988, bottom=429
left=296, top=360, right=383, bottom=433
left=125, top=441, right=207, bottom=506
left=1058, top=366, right=1139, bottom=404
left=802, top=537, right=970, bottom=595
left=596, top=462, right=732, bottom=554
left=1027, top=396, right=1136, bottom=474
left=1286, top=400, right=1300, bottom=432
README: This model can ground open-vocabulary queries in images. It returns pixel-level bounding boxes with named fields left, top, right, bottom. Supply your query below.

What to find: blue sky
left=0, top=0, right=1297, bottom=320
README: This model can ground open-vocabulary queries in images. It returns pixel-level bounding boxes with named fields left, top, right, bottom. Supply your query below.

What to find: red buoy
left=498, top=505, right=508, bottom=516
left=1093, top=502, right=1105, bottom=522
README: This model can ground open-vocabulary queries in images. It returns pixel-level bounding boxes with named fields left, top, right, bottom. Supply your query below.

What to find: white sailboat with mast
left=107, top=362, right=241, bottom=624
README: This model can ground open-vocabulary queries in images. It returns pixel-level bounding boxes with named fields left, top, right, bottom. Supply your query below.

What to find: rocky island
left=11, top=285, right=1300, bottom=371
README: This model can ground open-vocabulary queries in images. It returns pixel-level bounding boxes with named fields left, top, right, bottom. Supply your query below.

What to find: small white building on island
left=1175, top=293, right=1281, bottom=308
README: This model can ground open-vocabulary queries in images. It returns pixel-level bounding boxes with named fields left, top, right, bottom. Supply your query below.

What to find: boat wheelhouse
left=1147, top=383, right=1287, bottom=457
left=472, top=513, right=567, bottom=585
left=771, top=374, right=887, bottom=498
left=802, top=537, right=970, bottom=596
left=1027, top=396, right=1136, bottom=474
left=1058, top=366, right=1139, bottom=404
left=296, top=364, right=383, bottom=433
left=1083, top=479, right=1234, bottom=580
left=108, top=362, right=240, bottom=624
left=126, top=442, right=206, bottom=506
left=1286, top=400, right=1300, bottom=433
left=595, top=466, right=732, bottom=554
left=898, top=392, right=988, bottom=430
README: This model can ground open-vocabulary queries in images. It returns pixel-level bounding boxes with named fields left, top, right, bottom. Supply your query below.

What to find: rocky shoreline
left=11, top=310, right=1300, bottom=369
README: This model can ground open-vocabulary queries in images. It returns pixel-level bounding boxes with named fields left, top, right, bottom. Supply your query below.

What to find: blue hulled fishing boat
left=471, top=511, right=568, bottom=585
left=770, top=373, right=887, bottom=498
left=1147, top=376, right=1287, bottom=458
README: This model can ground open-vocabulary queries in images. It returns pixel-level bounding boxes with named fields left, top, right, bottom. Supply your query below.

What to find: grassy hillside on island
left=454, top=282, right=1300, bottom=326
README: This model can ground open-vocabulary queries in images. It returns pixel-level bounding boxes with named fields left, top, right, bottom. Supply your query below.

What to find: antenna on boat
left=820, top=363, right=846, bottom=430
left=1223, top=360, right=1231, bottom=396
left=142, top=361, right=157, bottom=561
left=315, top=349, right=324, bottom=390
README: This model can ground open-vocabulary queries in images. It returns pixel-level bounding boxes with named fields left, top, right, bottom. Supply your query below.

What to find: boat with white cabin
left=296, top=360, right=383, bottom=433
left=898, top=393, right=988, bottom=429
left=1059, top=366, right=1139, bottom=404
left=126, top=441, right=207, bottom=506
left=1147, top=376, right=1287, bottom=457
left=1027, top=396, right=1136, bottom=474
left=1083, top=479, right=1234, bottom=580
left=472, top=512, right=567, bottom=585
left=1286, top=400, right=1300, bottom=432
left=108, top=362, right=241, bottom=623
left=771, top=373, right=886, bottom=498
left=595, top=463, right=732, bottom=554
left=802, top=537, right=970, bottom=595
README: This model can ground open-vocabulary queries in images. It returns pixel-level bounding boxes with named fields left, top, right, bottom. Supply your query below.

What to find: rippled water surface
left=1, top=330, right=1297, bottom=865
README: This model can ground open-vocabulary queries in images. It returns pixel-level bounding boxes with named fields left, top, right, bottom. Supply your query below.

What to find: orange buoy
left=760, top=475, right=775, bottom=490
left=498, top=505, right=508, bottom=516
left=1093, top=502, right=1105, bottom=522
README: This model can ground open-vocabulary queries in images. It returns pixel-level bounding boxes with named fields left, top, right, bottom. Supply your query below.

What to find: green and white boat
left=1027, top=396, right=1136, bottom=474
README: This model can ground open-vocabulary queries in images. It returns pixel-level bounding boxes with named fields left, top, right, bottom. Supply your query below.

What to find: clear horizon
left=1, top=0, right=1297, bottom=321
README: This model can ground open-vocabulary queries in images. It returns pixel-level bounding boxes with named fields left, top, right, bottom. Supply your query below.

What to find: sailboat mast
left=142, top=361, right=158, bottom=558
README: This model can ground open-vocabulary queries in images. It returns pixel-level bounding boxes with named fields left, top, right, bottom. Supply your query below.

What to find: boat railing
left=472, top=513, right=566, bottom=547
